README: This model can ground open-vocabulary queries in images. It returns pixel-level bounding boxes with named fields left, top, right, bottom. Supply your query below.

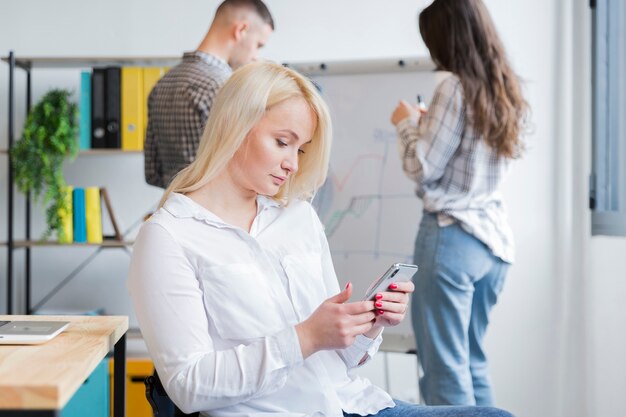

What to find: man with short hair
left=145, top=0, right=274, bottom=188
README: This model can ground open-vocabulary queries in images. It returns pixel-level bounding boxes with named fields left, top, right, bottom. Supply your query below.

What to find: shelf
left=0, top=149, right=141, bottom=155
left=3, top=51, right=150, bottom=315
left=1, top=55, right=180, bottom=70
left=2, top=240, right=134, bottom=248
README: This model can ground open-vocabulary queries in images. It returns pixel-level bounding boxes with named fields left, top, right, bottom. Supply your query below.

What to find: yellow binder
left=121, top=67, right=144, bottom=150
left=85, top=187, right=103, bottom=244
left=59, top=186, right=73, bottom=243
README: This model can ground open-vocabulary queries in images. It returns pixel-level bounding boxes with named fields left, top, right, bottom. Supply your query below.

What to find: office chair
left=145, top=370, right=200, bottom=417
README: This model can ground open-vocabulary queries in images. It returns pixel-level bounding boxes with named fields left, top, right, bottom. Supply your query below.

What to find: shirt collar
left=163, top=192, right=281, bottom=226
left=182, top=50, right=232, bottom=73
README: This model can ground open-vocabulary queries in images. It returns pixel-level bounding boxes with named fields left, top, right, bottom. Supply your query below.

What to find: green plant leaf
left=10, top=89, right=79, bottom=240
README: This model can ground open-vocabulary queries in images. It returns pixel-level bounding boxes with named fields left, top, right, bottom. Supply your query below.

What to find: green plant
left=11, top=89, right=79, bottom=240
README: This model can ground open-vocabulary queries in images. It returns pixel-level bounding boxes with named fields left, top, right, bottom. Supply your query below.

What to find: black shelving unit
left=2, top=51, right=179, bottom=314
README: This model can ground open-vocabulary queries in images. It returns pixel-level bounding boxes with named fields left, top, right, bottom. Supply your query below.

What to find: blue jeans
left=344, top=400, right=514, bottom=417
left=411, top=213, right=509, bottom=405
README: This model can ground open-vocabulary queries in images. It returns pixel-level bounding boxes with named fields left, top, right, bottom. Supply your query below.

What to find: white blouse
left=128, top=193, right=394, bottom=417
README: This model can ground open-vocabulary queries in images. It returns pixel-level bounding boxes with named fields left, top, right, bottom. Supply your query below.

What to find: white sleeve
left=127, top=222, right=303, bottom=414
left=337, top=332, right=384, bottom=368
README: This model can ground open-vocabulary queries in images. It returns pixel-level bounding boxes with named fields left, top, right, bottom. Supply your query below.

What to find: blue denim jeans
left=343, top=399, right=514, bottom=417
left=411, top=213, right=509, bottom=406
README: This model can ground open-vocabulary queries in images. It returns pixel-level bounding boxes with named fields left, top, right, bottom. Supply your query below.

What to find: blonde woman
left=129, top=61, right=514, bottom=417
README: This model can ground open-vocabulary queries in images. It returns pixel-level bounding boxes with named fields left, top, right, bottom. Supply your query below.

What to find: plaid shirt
left=396, top=74, right=515, bottom=263
left=144, top=51, right=232, bottom=188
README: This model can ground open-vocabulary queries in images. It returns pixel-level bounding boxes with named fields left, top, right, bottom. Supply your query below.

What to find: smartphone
left=362, top=263, right=418, bottom=301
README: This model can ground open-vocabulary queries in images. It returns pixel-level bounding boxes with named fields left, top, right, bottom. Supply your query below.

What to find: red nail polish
left=345, top=281, right=351, bottom=289
left=375, top=301, right=383, bottom=307
left=375, top=293, right=383, bottom=300
left=389, top=283, right=398, bottom=290
left=378, top=310, right=384, bottom=315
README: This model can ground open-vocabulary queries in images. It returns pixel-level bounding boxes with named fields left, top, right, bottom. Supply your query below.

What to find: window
left=591, top=0, right=626, bottom=235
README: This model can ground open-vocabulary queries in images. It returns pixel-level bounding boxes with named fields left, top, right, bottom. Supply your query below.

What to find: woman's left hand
left=372, top=281, right=415, bottom=327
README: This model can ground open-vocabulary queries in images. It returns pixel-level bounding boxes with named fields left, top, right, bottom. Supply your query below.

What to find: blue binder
left=72, top=188, right=87, bottom=243
left=79, top=71, right=91, bottom=150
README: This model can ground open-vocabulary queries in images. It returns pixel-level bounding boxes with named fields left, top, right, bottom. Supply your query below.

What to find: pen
left=417, top=94, right=427, bottom=113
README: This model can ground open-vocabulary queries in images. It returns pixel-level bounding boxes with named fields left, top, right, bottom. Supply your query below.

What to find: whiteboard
left=299, top=59, right=444, bottom=337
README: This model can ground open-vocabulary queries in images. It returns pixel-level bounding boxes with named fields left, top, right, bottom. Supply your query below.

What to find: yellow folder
left=59, top=186, right=73, bottom=243
left=143, top=67, right=168, bottom=133
left=121, top=67, right=144, bottom=150
left=85, top=187, right=103, bottom=244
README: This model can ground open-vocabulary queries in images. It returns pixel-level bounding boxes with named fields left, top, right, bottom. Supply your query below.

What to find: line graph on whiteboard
left=312, top=127, right=422, bottom=264
left=307, top=68, right=439, bottom=327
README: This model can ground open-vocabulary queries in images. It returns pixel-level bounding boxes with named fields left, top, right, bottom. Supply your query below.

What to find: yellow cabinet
left=109, top=358, right=154, bottom=417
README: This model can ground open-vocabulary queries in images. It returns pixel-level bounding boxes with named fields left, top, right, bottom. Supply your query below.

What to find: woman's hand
left=295, top=282, right=377, bottom=359
left=371, top=281, right=415, bottom=327
left=390, top=100, right=421, bottom=126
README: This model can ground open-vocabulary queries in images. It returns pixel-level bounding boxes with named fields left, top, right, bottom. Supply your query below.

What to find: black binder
left=91, top=68, right=107, bottom=148
left=104, top=67, right=121, bottom=148
left=91, top=67, right=121, bottom=148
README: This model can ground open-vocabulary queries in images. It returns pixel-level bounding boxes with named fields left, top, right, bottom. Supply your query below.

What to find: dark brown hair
left=419, top=0, right=528, bottom=158
left=216, top=0, right=275, bottom=30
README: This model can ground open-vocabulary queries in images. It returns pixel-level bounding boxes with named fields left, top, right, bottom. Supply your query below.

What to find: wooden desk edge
left=0, top=315, right=129, bottom=410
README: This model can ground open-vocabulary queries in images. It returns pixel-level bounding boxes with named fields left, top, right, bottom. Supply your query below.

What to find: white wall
left=549, top=1, right=626, bottom=416
left=587, top=239, right=626, bottom=416
left=4, top=1, right=624, bottom=416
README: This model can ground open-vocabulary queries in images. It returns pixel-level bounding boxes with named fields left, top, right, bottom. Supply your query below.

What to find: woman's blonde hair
left=159, top=61, right=332, bottom=207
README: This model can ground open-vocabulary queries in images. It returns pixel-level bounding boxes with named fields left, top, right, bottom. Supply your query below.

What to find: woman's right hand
left=295, top=282, right=377, bottom=359
left=391, top=100, right=421, bottom=126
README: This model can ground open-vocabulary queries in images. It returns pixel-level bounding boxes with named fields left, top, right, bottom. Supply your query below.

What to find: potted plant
left=11, top=89, right=79, bottom=241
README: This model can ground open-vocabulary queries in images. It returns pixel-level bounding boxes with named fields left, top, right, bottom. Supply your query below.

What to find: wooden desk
left=0, top=315, right=128, bottom=416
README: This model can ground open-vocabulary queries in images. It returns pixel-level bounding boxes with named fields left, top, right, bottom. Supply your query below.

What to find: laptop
left=0, top=320, right=70, bottom=344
